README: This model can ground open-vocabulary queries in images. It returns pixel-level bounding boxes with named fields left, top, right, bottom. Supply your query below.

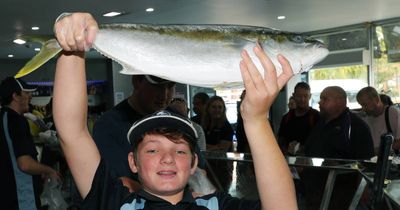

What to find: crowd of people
left=2, top=11, right=400, bottom=210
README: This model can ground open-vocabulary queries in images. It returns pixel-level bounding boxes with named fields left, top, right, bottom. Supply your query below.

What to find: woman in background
left=202, top=96, right=234, bottom=151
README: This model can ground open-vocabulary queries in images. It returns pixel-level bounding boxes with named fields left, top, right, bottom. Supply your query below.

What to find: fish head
left=259, top=34, right=329, bottom=75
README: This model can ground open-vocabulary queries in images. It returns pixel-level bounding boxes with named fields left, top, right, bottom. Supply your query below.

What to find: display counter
left=203, top=151, right=400, bottom=210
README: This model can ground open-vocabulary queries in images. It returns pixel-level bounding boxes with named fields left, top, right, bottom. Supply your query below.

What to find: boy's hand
left=54, top=13, right=98, bottom=51
left=239, top=44, right=293, bottom=122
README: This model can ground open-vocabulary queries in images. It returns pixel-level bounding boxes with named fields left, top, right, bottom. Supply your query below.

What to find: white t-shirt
left=359, top=106, right=400, bottom=150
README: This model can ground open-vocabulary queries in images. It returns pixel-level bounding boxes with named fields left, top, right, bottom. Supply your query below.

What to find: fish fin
left=15, top=39, right=61, bottom=78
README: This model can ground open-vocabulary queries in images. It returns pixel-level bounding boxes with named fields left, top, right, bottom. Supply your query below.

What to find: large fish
left=15, top=24, right=329, bottom=88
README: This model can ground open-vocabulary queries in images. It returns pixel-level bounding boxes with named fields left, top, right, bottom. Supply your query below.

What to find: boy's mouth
left=157, top=170, right=177, bottom=176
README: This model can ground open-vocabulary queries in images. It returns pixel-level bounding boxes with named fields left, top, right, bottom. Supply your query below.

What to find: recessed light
left=342, top=38, right=347, bottom=41
left=34, top=48, right=40, bottom=51
left=32, top=26, right=40, bottom=30
left=277, top=16, right=286, bottom=20
left=146, top=8, right=154, bottom=12
left=13, top=39, right=26, bottom=45
left=8, top=54, right=14, bottom=58
left=103, top=12, right=122, bottom=17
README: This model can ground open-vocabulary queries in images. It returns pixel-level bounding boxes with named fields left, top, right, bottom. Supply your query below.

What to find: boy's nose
left=160, top=152, right=175, bottom=164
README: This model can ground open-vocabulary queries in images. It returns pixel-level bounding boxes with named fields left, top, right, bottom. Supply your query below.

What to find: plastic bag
left=38, top=130, right=59, bottom=147
left=40, top=178, right=68, bottom=210
left=188, top=168, right=216, bottom=196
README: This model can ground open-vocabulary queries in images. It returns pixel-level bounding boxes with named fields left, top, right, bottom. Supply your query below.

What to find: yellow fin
left=15, top=39, right=61, bottom=78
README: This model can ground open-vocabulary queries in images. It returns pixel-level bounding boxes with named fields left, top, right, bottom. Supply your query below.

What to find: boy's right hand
left=53, top=13, right=98, bottom=52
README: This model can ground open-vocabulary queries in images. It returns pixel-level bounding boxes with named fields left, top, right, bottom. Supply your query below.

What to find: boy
left=53, top=13, right=297, bottom=210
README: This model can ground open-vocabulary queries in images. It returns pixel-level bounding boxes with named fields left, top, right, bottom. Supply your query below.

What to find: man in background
left=357, top=86, right=400, bottom=153
left=0, top=77, right=60, bottom=210
left=93, top=75, right=175, bottom=191
left=278, top=82, right=319, bottom=155
left=303, top=86, right=374, bottom=210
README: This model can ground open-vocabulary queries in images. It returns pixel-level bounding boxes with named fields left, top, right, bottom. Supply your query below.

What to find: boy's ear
left=128, top=152, right=139, bottom=173
left=190, top=154, right=198, bottom=175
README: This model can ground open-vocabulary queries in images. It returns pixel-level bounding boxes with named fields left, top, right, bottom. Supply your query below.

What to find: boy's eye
left=176, top=150, right=187, bottom=155
left=146, top=149, right=157, bottom=154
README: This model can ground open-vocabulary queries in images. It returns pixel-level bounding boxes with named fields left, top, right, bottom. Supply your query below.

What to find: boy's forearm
left=245, top=119, right=297, bottom=210
left=53, top=52, right=100, bottom=198
left=53, top=52, right=87, bottom=139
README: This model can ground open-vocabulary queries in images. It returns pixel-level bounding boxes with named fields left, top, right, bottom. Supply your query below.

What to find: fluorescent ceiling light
left=31, top=26, right=39, bottom=30
left=8, top=54, right=14, bottom=58
left=103, top=12, right=122, bottom=17
left=146, top=8, right=154, bottom=12
left=13, top=39, right=26, bottom=44
left=34, top=48, right=40, bottom=51
left=277, top=16, right=286, bottom=20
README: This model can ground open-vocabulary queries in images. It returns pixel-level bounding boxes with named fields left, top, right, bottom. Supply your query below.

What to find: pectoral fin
left=15, top=39, right=61, bottom=78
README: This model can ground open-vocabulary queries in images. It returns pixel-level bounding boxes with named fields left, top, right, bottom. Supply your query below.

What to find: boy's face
left=128, top=134, right=197, bottom=198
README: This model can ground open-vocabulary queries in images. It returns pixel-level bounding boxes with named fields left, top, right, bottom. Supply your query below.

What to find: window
left=372, top=23, right=400, bottom=103
left=307, top=28, right=369, bottom=109
left=309, top=66, right=368, bottom=109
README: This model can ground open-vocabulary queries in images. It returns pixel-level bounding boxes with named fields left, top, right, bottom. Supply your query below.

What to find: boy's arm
left=239, top=45, right=297, bottom=210
left=53, top=13, right=100, bottom=198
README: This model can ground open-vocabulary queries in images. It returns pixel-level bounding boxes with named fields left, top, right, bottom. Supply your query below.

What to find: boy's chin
left=146, top=185, right=186, bottom=197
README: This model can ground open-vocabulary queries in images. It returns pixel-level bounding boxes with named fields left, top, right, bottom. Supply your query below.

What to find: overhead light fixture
left=13, top=39, right=26, bottom=45
left=146, top=8, right=154, bottom=12
left=277, top=16, right=286, bottom=20
left=31, top=26, right=39, bottom=30
left=8, top=54, right=14, bottom=58
left=103, top=12, right=122, bottom=17
left=341, top=38, right=347, bottom=41
left=34, top=48, right=40, bottom=51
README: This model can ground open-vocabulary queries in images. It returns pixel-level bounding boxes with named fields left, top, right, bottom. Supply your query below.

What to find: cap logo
left=155, top=110, right=171, bottom=116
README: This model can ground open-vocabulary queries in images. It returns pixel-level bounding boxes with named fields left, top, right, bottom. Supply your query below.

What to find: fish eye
left=292, top=35, right=304, bottom=43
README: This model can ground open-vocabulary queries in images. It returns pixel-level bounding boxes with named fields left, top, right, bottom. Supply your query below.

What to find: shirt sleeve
left=83, top=159, right=130, bottom=210
left=8, top=114, right=37, bottom=158
left=350, top=115, right=374, bottom=159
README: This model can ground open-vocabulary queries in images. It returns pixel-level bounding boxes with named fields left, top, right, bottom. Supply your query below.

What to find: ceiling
left=1, top=0, right=400, bottom=59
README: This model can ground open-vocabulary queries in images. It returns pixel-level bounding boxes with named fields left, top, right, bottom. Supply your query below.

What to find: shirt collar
left=136, top=186, right=194, bottom=204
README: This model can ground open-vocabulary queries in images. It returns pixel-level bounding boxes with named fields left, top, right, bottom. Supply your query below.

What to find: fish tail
left=15, top=39, right=62, bottom=78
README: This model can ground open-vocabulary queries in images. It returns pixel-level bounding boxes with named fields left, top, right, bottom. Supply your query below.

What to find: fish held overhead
left=15, top=24, right=329, bottom=88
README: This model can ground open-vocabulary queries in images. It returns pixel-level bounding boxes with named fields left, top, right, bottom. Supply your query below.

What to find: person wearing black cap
left=0, top=77, right=61, bottom=210
left=52, top=12, right=297, bottom=210
left=91, top=74, right=175, bottom=192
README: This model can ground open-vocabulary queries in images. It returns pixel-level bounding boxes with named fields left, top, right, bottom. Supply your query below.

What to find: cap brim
left=127, top=112, right=198, bottom=147
left=144, top=75, right=174, bottom=85
left=15, top=79, right=36, bottom=92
